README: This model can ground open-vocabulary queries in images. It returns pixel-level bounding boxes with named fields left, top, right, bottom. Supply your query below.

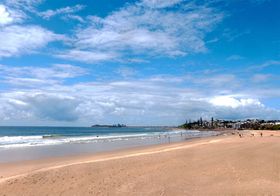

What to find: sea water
left=0, top=126, right=218, bottom=162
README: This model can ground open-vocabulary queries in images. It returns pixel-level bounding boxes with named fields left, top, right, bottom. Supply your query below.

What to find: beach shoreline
left=0, top=128, right=218, bottom=163
left=1, top=130, right=280, bottom=195
left=0, top=133, right=222, bottom=180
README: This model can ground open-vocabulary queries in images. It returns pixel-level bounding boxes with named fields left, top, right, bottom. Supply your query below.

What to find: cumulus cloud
left=59, top=0, right=223, bottom=63
left=0, top=74, right=279, bottom=125
left=0, top=25, right=62, bottom=58
left=25, top=94, right=80, bottom=121
left=206, top=96, right=280, bottom=120
left=0, top=0, right=66, bottom=59
left=0, top=3, right=27, bottom=25
left=1, top=60, right=279, bottom=125
left=0, top=92, right=80, bottom=122
left=0, top=5, right=14, bottom=25
left=209, top=96, right=262, bottom=108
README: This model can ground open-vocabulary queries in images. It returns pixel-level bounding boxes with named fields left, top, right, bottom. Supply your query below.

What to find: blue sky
left=0, top=0, right=279, bottom=126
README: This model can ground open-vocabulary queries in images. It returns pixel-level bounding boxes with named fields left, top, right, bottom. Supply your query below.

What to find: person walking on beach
left=238, top=133, right=242, bottom=138
left=260, top=132, right=263, bottom=137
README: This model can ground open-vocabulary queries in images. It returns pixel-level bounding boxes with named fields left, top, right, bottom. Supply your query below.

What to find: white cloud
left=25, top=94, right=80, bottom=121
left=0, top=3, right=26, bottom=25
left=141, top=0, right=183, bottom=8
left=0, top=4, right=13, bottom=25
left=63, top=14, right=85, bottom=23
left=39, top=4, right=85, bottom=19
left=0, top=25, right=62, bottom=58
left=0, top=1, right=278, bottom=126
left=56, top=50, right=118, bottom=63
left=0, top=63, right=88, bottom=87
left=0, top=1, right=66, bottom=59
left=0, top=75, right=279, bottom=125
left=3, top=77, right=58, bottom=87
left=0, top=92, right=80, bottom=122
left=4, top=0, right=44, bottom=11
left=60, top=0, right=223, bottom=63
left=1, top=58, right=279, bottom=125
left=2, top=0, right=44, bottom=23
left=209, top=96, right=262, bottom=108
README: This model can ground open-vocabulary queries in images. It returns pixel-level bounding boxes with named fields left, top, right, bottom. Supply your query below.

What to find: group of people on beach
left=236, top=132, right=263, bottom=138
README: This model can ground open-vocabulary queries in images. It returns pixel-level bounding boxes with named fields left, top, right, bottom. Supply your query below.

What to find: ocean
left=0, top=126, right=218, bottom=162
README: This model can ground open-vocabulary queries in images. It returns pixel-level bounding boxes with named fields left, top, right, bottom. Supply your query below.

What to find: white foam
left=0, top=130, right=213, bottom=149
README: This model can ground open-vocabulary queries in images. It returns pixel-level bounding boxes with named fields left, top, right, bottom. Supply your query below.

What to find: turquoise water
left=0, top=126, right=168, bottom=137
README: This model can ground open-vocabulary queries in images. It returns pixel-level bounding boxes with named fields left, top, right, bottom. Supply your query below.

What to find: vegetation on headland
left=266, top=124, right=280, bottom=130
left=179, top=118, right=280, bottom=130
left=91, top=124, right=126, bottom=128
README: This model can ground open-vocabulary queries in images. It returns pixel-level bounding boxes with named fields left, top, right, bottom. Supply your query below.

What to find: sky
left=0, top=0, right=279, bottom=126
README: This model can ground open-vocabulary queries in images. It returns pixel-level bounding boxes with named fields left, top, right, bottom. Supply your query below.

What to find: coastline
left=0, top=134, right=220, bottom=180
left=1, top=130, right=280, bottom=195
left=0, top=129, right=218, bottom=163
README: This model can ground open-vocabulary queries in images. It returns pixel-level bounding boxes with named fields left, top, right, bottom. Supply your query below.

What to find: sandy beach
left=1, top=130, right=280, bottom=195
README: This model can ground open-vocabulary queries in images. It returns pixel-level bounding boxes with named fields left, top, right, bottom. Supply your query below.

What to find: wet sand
left=1, top=130, right=280, bottom=195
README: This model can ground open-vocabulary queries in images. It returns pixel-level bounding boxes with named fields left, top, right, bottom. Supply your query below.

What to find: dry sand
left=0, top=130, right=280, bottom=195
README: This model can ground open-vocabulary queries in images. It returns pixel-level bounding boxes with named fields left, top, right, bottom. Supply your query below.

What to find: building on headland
left=179, top=118, right=280, bottom=130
